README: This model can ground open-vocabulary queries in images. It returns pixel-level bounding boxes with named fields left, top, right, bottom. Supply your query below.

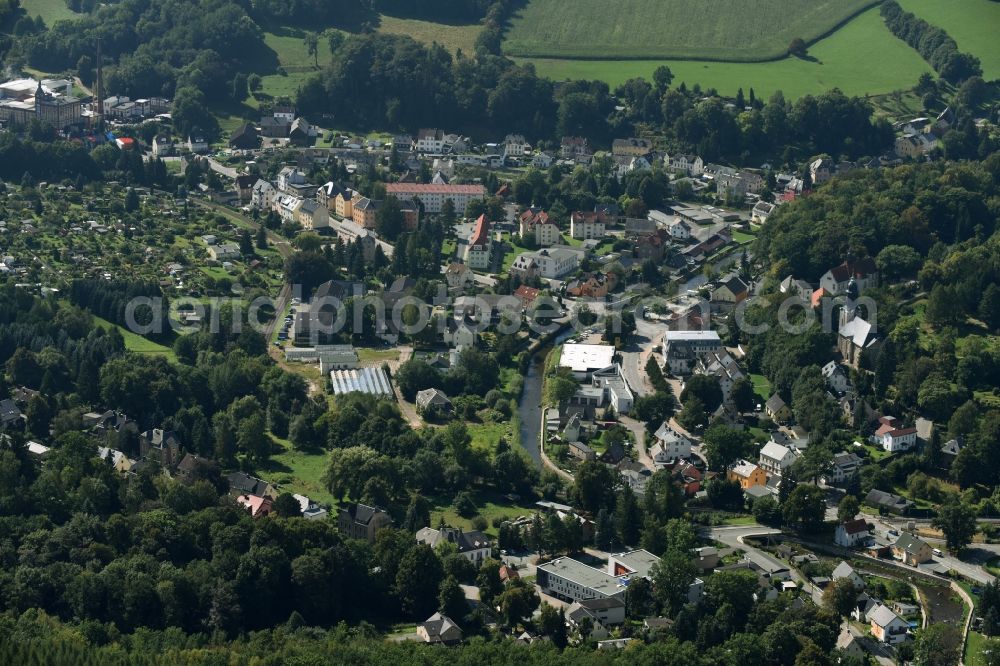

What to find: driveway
left=619, top=414, right=654, bottom=470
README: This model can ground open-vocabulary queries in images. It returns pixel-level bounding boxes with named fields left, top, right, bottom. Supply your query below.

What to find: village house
left=228, top=123, right=260, bottom=151
left=186, top=130, right=208, bottom=154
left=820, top=257, right=878, bottom=296
left=444, top=262, right=474, bottom=290
left=568, top=440, right=596, bottom=461
left=236, top=493, right=273, bottom=518
left=693, top=349, right=745, bottom=405
left=809, top=158, right=834, bottom=186
left=513, top=284, right=540, bottom=310
left=824, top=451, right=863, bottom=485
left=751, top=200, right=775, bottom=224
left=415, top=128, right=445, bottom=153
left=835, top=519, right=872, bottom=548
left=650, top=422, right=692, bottom=462
left=662, top=330, right=722, bottom=375
left=891, top=532, right=933, bottom=566
left=612, top=137, right=652, bottom=157
left=416, top=526, right=491, bottom=564
left=569, top=211, right=606, bottom=240
left=566, top=272, right=617, bottom=299
left=519, top=207, right=561, bottom=246
left=337, top=502, right=393, bottom=543
left=822, top=360, right=852, bottom=395
left=871, top=415, right=917, bottom=453
left=664, top=153, right=704, bottom=176
left=139, top=428, right=180, bottom=467
left=758, top=441, right=797, bottom=476
left=510, top=247, right=579, bottom=280
left=417, top=613, right=463, bottom=645
left=764, top=394, right=791, bottom=423
left=727, top=460, right=767, bottom=489
left=251, top=180, right=276, bottom=210
left=561, top=136, right=591, bottom=158
left=415, top=388, right=452, bottom=417
left=865, top=489, right=914, bottom=515
left=870, top=604, right=910, bottom=644
left=711, top=276, right=749, bottom=308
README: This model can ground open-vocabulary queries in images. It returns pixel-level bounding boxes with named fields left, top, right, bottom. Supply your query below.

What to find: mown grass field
left=896, top=0, right=1000, bottom=80
left=90, top=312, right=178, bottom=362
left=260, top=437, right=337, bottom=506
left=18, top=0, right=77, bottom=25
left=517, top=6, right=933, bottom=98
left=504, top=0, right=876, bottom=60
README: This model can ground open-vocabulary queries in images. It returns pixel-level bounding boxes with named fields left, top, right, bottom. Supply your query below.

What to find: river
left=517, top=328, right=574, bottom=468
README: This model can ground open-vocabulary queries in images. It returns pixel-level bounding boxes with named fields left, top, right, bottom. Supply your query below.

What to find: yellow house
left=727, top=460, right=767, bottom=489
left=335, top=191, right=356, bottom=219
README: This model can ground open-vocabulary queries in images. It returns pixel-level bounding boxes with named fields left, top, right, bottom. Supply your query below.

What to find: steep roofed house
left=337, top=502, right=393, bottom=543
left=464, top=214, right=494, bottom=271
left=417, top=613, right=463, bottom=644
left=416, top=526, right=491, bottom=564
left=835, top=519, right=872, bottom=548
left=139, top=428, right=180, bottom=467
left=820, top=257, right=878, bottom=296
left=727, top=460, right=766, bottom=489
left=765, top=394, right=791, bottom=423
left=891, top=532, right=932, bottom=566
left=519, top=207, right=561, bottom=246
left=758, top=441, right=796, bottom=476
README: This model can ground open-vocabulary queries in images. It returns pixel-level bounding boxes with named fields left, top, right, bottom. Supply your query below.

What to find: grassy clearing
left=896, top=0, right=1000, bottom=80
left=748, top=373, right=771, bottom=402
left=19, top=0, right=78, bottom=25
left=468, top=420, right=517, bottom=452
left=504, top=0, right=876, bottom=61
left=357, top=348, right=401, bottom=363
left=517, top=6, right=932, bottom=98
left=377, top=14, right=481, bottom=56
left=430, top=490, right=537, bottom=536
left=259, top=437, right=336, bottom=506
left=90, top=312, right=177, bottom=362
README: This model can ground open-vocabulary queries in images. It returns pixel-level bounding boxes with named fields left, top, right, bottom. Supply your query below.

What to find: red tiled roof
left=842, top=518, right=870, bottom=535
left=469, top=214, right=490, bottom=247
left=810, top=288, right=828, bottom=308
left=386, top=183, right=485, bottom=195
left=514, top=285, right=540, bottom=301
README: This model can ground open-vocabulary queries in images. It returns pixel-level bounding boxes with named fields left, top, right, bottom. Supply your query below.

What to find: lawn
left=90, top=313, right=177, bottom=362
left=376, top=14, right=482, bottom=56
left=748, top=373, right=771, bottom=402
left=429, top=490, right=538, bottom=537
left=19, top=0, right=78, bottom=25
left=258, top=437, right=336, bottom=506
left=504, top=0, right=877, bottom=61
left=896, top=0, right=1000, bottom=80
left=516, top=6, right=933, bottom=99
left=967, top=630, right=988, bottom=666
left=357, top=348, right=401, bottom=363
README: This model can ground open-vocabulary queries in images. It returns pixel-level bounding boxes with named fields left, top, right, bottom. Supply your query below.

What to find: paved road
left=619, top=414, right=654, bottom=470
left=205, top=156, right=238, bottom=179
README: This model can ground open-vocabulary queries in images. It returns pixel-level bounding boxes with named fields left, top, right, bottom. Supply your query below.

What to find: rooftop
left=560, top=343, right=615, bottom=373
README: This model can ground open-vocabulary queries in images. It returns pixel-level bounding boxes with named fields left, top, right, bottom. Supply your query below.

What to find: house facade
left=337, top=503, right=393, bottom=543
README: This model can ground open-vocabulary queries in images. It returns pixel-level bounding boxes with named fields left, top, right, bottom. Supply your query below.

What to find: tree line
left=881, top=1, right=982, bottom=84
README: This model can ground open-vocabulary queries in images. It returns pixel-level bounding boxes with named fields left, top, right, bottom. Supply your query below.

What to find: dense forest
left=753, top=153, right=1000, bottom=493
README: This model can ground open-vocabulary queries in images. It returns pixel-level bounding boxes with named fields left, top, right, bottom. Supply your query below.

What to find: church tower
left=839, top=277, right=859, bottom=329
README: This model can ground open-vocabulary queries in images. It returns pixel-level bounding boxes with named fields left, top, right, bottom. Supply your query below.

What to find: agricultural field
left=503, top=0, right=877, bottom=61
left=516, top=6, right=932, bottom=98
left=376, top=14, right=481, bottom=56
left=896, top=0, right=1000, bottom=80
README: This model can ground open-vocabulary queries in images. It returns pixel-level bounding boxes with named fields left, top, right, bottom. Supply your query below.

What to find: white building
left=664, top=153, right=704, bottom=176
left=662, top=331, right=722, bottom=375
left=570, top=212, right=606, bottom=240
left=415, top=128, right=445, bottom=153
left=834, top=519, right=872, bottom=548
left=758, top=441, right=797, bottom=476
left=651, top=422, right=692, bottom=462
left=560, top=344, right=615, bottom=379
left=824, top=451, right=863, bottom=485
left=510, top=247, right=579, bottom=280
left=415, top=526, right=491, bottom=564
